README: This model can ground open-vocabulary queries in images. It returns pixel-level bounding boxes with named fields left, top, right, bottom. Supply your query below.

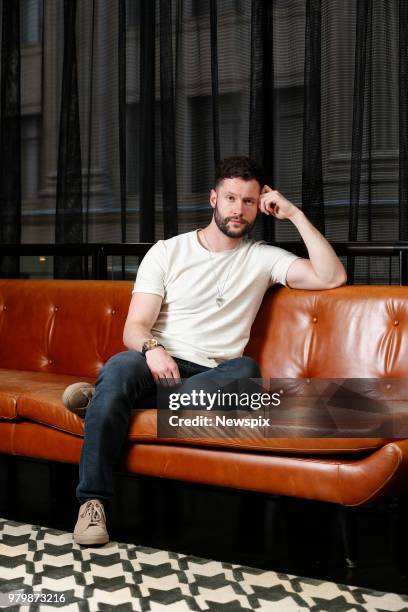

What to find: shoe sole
left=73, top=533, right=109, bottom=546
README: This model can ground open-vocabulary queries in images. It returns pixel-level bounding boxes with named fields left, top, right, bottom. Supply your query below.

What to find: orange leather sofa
left=1, top=279, right=408, bottom=507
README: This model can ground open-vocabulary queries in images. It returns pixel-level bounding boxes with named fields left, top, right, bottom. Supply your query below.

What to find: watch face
left=143, top=339, right=158, bottom=353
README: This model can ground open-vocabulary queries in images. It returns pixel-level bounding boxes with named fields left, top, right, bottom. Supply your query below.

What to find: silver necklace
left=201, top=230, right=238, bottom=308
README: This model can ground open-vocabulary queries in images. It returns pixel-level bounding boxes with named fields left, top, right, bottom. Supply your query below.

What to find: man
left=73, top=156, right=346, bottom=546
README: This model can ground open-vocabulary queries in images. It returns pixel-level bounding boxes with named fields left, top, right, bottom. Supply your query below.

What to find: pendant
left=216, top=297, right=224, bottom=308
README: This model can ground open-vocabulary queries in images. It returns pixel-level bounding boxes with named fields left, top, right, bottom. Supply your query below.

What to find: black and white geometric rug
left=0, top=518, right=407, bottom=611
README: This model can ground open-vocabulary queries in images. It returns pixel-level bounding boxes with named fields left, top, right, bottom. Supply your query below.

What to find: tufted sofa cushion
left=0, top=279, right=130, bottom=378
left=246, top=285, right=408, bottom=379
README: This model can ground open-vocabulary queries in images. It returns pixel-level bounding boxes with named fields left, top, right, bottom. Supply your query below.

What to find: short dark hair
left=214, top=156, right=265, bottom=190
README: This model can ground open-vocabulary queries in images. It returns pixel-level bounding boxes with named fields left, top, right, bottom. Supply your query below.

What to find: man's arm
left=123, top=292, right=180, bottom=384
left=259, top=187, right=347, bottom=290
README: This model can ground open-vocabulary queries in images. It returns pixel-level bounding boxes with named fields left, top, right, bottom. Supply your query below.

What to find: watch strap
left=142, top=341, right=164, bottom=356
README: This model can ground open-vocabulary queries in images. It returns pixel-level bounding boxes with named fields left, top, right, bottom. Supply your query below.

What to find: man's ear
left=210, top=188, right=217, bottom=209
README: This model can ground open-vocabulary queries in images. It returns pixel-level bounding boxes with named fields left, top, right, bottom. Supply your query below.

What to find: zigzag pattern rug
left=0, top=518, right=407, bottom=611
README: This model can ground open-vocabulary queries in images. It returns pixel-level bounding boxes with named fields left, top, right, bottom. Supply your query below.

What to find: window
left=273, top=86, right=303, bottom=194
left=20, top=0, right=42, bottom=46
left=21, top=115, right=41, bottom=200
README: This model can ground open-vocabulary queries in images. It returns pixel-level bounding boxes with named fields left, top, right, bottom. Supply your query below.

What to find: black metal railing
left=0, top=242, right=408, bottom=284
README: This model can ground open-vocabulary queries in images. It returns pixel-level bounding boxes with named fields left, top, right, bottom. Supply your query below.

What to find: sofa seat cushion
left=127, top=409, right=390, bottom=454
left=7, top=371, right=396, bottom=455
left=0, top=369, right=93, bottom=434
left=10, top=387, right=389, bottom=453
left=0, top=422, right=15, bottom=453
left=12, top=422, right=83, bottom=464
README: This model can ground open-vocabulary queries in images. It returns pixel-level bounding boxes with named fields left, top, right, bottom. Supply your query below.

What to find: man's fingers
left=156, top=371, right=172, bottom=386
left=259, top=192, right=281, bottom=216
left=259, top=197, right=272, bottom=215
left=260, top=194, right=274, bottom=208
left=151, top=359, right=181, bottom=386
left=164, top=370, right=175, bottom=386
left=160, top=368, right=180, bottom=386
left=167, top=366, right=181, bottom=386
left=171, top=365, right=181, bottom=385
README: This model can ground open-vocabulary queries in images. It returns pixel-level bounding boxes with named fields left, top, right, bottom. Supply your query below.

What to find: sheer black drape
left=139, top=0, right=156, bottom=242
left=400, top=0, right=408, bottom=242
left=250, top=0, right=275, bottom=243
left=54, top=0, right=83, bottom=278
left=0, top=0, right=21, bottom=278
left=348, top=0, right=372, bottom=283
left=160, top=0, right=178, bottom=238
left=302, top=0, right=324, bottom=234
left=0, top=0, right=405, bottom=282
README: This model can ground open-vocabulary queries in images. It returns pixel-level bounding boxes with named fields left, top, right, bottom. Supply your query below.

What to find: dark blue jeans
left=76, top=351, right=260, bottom=503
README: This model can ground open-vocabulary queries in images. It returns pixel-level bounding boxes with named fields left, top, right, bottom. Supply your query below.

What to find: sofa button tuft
left=111, top=309, right=116, bottom=315
left=312, top=316, right=317, bottom=323
left=394, top=320, right=399, bottom=326
left=3, top=305, right=6, bottom=311
left=54, top=306, right=58, bottom=312
left=48, top=359, right=54, bottom=365
left=306, top=378, right=311, bottom=384
left=386, top=383, right=392, bottom=390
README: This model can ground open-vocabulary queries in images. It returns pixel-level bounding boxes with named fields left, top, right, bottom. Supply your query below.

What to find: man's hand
left=259, top=185, right=299, bottom=220
left=258, top=185, right=346, bottom=289
left=145, top=347, right=181, bottom=386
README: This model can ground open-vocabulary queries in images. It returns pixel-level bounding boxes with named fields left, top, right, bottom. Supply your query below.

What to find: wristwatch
left=142, top=338, right=164, bottom=356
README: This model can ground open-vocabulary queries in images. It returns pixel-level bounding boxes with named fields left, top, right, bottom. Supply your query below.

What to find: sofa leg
left=338, top=505, right=358, bottom=569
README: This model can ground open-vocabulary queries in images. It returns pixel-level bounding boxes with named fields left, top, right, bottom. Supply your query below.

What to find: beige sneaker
left=62, top=382, right=95, bottom=418
left=73, top=499, right=109, bottom=546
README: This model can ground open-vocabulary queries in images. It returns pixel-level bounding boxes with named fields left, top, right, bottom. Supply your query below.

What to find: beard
left=213, top=203, right=256, bottom=238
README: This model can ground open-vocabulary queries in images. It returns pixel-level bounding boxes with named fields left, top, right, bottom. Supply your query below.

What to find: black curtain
left=160, top=0, right=178, bottom=239
left=0, top=0, right=405, bottom=282
left=0, top=0, right=21, bottom=278
left=400, top=0, right=408, bottom=242
left=250, top=0, right=275, bottom=243
left=302, top=0, right=324, bottom=235
left=54, top=0, right=83, bottom=278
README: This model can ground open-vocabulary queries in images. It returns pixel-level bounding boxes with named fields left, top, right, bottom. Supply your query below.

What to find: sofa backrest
left=246, top=284, right=408, bottom=379
left=1, top=279, right=408, bottom=380
left=0, top=279, right=131, bottom=378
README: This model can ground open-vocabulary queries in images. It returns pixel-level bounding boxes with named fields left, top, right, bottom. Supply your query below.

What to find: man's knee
left=98, top=350, right=149, bottom=384
left=88, top=351, right=152, bottom=419
left=218, top=356, right=261, bottom=379
left=232, top=356, right=261, bottom=379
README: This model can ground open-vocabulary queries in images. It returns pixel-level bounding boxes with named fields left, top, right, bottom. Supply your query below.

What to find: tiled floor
left=1, top=456, right=408, bottom=599
left=1, top=517, right=408, bottom=611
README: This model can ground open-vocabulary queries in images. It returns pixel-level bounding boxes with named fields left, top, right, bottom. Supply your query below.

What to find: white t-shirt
left=132, top=230, right=299, bottom=367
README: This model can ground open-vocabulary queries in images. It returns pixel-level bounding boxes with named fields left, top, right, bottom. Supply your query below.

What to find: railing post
left=97, top=246, right=108, bottom=280
left=400, top=251, right=408, bottom=285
